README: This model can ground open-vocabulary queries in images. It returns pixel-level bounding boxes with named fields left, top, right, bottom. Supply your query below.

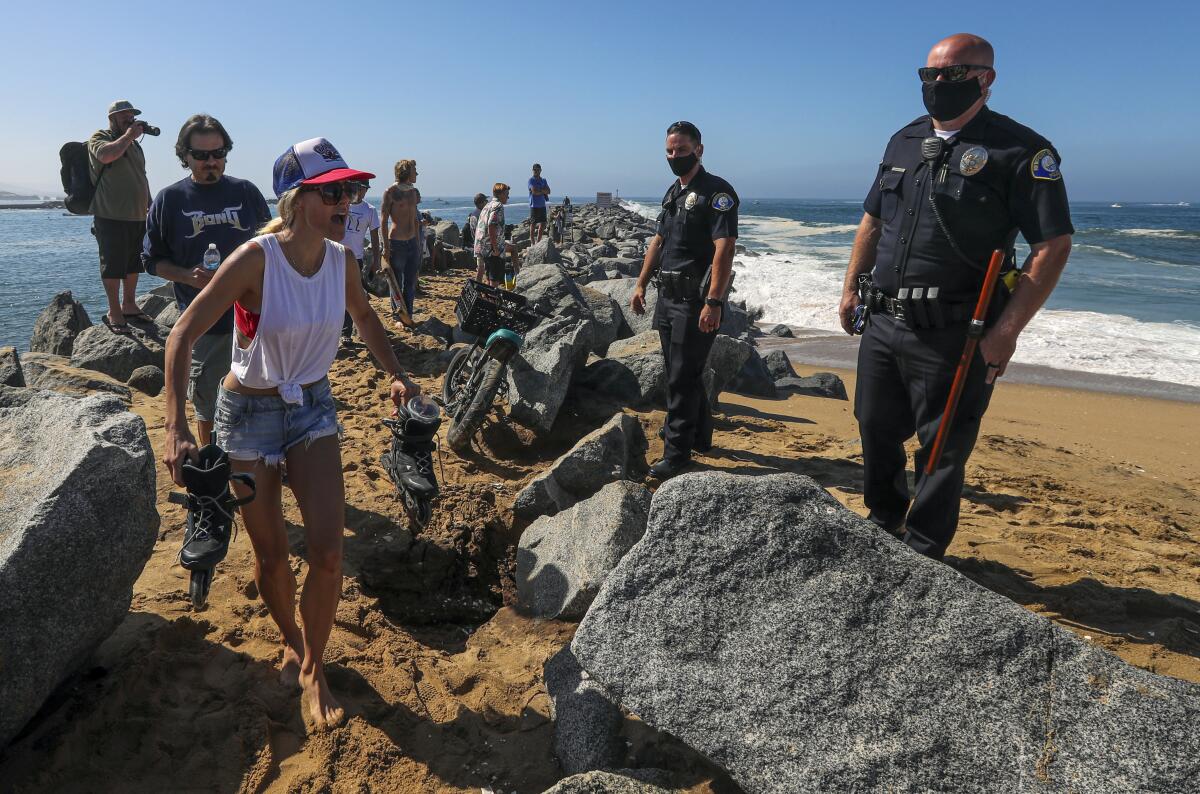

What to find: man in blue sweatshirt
left=143, top=114, right=271, bottom=445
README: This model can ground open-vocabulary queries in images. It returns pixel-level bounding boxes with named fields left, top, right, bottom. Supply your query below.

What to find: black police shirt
left=863, top=107, right=1074, bottom=298
left=656, top=167, right=739, bottom=276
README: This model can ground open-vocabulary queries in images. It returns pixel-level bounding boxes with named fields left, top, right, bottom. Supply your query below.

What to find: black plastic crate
left=455, top=279, right=541, bottom=337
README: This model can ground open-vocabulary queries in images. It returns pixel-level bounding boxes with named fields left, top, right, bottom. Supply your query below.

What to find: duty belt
left=656, top=270, right=703, bottom=302
left=866, top=285, right=973, bottom=330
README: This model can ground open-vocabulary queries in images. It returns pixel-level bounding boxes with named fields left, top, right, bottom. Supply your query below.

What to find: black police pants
left=657, top=298, right=716, bottom=462
left=854, top=313, right=994, bottom=559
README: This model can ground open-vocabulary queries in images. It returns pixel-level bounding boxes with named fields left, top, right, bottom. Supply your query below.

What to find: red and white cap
left=272, top=137, right=375, bottom=197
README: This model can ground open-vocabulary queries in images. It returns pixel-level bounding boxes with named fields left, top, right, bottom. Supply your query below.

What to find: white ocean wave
left=1116, top=228, right=1199, bottom=239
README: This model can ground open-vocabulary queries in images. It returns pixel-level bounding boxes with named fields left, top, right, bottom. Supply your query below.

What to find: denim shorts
left=214, top=377, right=340, bottom=467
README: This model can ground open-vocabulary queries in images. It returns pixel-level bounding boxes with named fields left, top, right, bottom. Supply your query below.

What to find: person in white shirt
left=338, top=181, right=381, bottom=339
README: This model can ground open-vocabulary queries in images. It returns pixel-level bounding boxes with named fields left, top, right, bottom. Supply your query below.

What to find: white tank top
left=230, top=233, right=346, bottom=405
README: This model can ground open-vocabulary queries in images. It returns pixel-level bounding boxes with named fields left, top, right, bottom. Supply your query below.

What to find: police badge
left=684, top=192, right=698, bottom=210
left=959, top=146, right=988, bottom=177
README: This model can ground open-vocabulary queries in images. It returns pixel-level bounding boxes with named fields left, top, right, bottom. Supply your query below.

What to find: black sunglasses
left=188, top=147, right=228, bottom=161
left=302, top=182, right=355, bottom=205
left=918, top=64, right=991, bottom=83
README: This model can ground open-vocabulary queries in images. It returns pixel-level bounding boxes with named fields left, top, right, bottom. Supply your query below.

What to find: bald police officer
left=632, top=121, right=739, bottom=479
left=839, top=33, right=1073, bottom=560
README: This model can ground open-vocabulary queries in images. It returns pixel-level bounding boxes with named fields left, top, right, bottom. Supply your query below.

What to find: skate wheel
left=403, top=491, right=433, bottom=531
left=190, top=568, right=212, bottom=609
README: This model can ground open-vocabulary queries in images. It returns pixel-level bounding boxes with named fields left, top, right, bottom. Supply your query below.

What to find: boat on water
left=1111, top=203, right=1123, bottom=208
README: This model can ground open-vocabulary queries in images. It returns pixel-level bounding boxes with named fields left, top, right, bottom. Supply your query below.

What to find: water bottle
left=203, top=243, right=220, bottom=271
left=503, top=260, right=516, bottom=291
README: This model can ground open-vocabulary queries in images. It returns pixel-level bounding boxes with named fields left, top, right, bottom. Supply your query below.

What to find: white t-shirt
left=342, top=201, right=380, bottom=259
left=933, top=128, right=960, bottom=140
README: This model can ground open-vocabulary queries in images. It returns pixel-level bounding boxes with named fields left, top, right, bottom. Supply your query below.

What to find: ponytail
left=258, top=188, right=299, bottom=234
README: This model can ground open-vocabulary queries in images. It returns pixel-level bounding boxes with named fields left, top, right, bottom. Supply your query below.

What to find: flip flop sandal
left=102, top=316, right=132, bottom=335
left=124, top=311, right=154, bottom=322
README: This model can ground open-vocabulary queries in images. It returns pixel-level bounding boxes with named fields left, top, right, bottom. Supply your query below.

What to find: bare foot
left=279, top=645, right=302, bottom=689
left=299, top=666, right=345, bottom=730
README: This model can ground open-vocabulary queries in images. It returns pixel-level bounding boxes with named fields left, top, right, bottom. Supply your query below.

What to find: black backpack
left=59, top=141, right=109, bottom=215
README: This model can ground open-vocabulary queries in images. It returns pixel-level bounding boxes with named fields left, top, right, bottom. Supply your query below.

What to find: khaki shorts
left=188, top=332, right=233, bottom=422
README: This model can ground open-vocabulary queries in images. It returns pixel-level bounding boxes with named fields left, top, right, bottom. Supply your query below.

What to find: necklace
left=279, top=239, right=322, bottom=277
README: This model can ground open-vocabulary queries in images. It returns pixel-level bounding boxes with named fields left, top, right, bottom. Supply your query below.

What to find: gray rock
left=506, top=318, right=595, bottom=435
left=134, top=292, right=173, bottom=320
left=541, top=771, right=676, bottom=794
left=574, top=472, right=1200, bottom=793
left=452, top=247, right=476, bottom=270
left=598, top=222, right=617, bottom=239
left=415, top=316, right=453, bottom=345
left=1, top=346, right=24, bottom=387
left=545, top=647, right=626, bottom=774
left=149, top=282, right=176, bottom=299
left=572, top=332, right=666, bottom=412
left=433, top=220, right=460, bottom=247
left=703, top=334, right=752, bottom=409
left=587, top=242, right=616, bottom=258
left=69, top=321, right=167, bottom=383
left=514, top=413, right=647, bottom=521
left=126, top=365, right=165, bottom=396
left=717, top=301, right=752, bottom=338
left=518, top=480, right=652, bottom=620
left=20, top=352, right=133, bottom=402
left=729, top=347, right=777, bottom=399
left=586, top=279, right=658, bottom=337
left=155, top=303, right=182, bottom=330
left=0, top=389, right=158, bottom=747
left=765, top=323, right=794, bottom=338
left=762, top=349, right=796, bottom=381
left=578, top=287, right=627, bottom=355
left=517, top=263, right=593, bottom=325
left=776, top=372, right=848, bottom=400
left=571, top=228, right=589, bottom=244
left=594, top=257, right=642, bottom=279
left=525, top=238, right=564, bottom=266
left=29, top=291, right=92, bottom=357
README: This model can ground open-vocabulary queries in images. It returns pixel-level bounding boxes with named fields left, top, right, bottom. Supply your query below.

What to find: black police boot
left=649, top=456, right=691, bottom=480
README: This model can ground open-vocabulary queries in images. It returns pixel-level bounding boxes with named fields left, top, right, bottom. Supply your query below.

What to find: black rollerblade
left=168, top=444, right=256, bottom=608
left=381, top=397, right=442, bottom=531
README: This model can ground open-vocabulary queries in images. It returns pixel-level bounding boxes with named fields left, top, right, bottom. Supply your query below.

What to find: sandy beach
left=2, top=273, right=1198, bottom=792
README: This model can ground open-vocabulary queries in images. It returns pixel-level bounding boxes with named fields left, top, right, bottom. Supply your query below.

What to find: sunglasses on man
left=188, top=147, right=228, bottom=161
left=917, top=64, right=992, bottom=83
left=302, top=181, right=358, bottom=205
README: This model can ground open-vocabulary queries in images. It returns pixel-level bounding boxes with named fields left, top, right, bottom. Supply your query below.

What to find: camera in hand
left=137, top=121, right=161, bottom=136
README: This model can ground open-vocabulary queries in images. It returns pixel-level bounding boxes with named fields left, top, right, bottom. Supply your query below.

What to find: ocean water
left=620, top=198, right=1200, bottom=389
left=2, top=197, right=1198, bottom=390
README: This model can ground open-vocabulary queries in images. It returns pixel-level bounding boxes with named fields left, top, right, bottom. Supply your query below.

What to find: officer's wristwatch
left=705, top=298, right=724, bottom=308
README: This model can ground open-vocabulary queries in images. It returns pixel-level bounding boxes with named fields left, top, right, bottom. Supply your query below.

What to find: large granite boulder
left=762, top=349, right=795, bottom=381
left=155, top=303, right=182, bottom=330
left=134, top=292, right=173, bottom=320
left=586, top=279, right=657, bottom=336
left=571, top=332, right=666, bottom=413
left=717, top=301, right=753, bottom=338
left=0, top=389, right=158, bottom=747
left=70, top=322, right=167, bottom=383
left=20, top=352, right=132, bottom=402
left=578, top=286, right=627, bottom=354
left=514, top=412, right=647, bottom=521
left=524, top=238, right=563, bottom=266
left=0, top=346, right=23, bottom=387
left=29, top=291, right=92, bottom=357
left=517, top=263, right=593, bottom=325
left=702, top=334, right=752, bottom=409
left=518, top=480, right=652, bottom=620
left=729, top=347, right=777, bottom=399
left=776, top=372, right=848, bottom=400
left=126, top=365, right=165, bottom=397
left=573, top=472, right=1200, bottom=793
left=433, top=220, right=460, bottom=247
left=541, top=771, right=676, bottom=794
left=507, top=318, right=595, bottom=435
left=593, top=257, right=642, bottom=279
left=545, top=647, right=625, bottom=774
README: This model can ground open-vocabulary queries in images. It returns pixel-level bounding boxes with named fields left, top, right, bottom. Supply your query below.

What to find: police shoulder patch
left=1031, top=148, right=1062, bottom=181
left=711, top=192, right=735, bottom=211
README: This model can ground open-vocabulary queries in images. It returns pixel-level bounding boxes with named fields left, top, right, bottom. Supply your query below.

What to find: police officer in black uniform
left=839, top=33, right=1073, bottom=560
left=632, top=121, right=739, bottom=479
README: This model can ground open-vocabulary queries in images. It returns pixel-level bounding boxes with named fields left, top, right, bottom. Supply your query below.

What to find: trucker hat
left=272, top=137, right=375, bottom=198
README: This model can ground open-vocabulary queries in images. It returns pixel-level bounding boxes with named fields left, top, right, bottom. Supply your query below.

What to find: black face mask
left=922, top=78, right=983, bottom=121
left=668, top=153, right=698, bottom=177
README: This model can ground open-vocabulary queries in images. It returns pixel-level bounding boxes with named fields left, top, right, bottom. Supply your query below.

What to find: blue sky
left=5, top=0, right=1197, bottom=201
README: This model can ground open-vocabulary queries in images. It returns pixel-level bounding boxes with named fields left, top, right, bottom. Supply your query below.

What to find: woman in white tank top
left=163, top=138, right=419, bottom=729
